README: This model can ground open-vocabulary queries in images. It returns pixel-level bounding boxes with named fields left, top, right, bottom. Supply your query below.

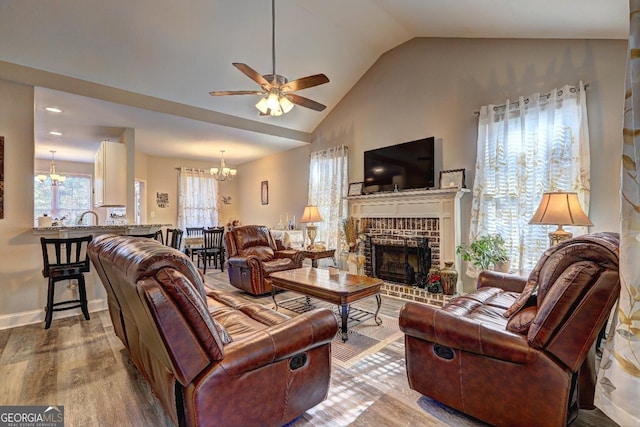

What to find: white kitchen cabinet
left=94, top=140, right=126, bottom=207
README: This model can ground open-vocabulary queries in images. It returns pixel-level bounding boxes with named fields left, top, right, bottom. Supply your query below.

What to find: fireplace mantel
left=348, top=188, right=470, bottom=293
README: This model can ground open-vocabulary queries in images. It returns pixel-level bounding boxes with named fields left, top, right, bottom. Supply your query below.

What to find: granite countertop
left=33, top=223, right=171, bottom=231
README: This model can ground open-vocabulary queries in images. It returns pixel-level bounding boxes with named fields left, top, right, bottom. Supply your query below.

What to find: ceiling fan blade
left=281, top=74, right=330, bottom=92
left=209, top=90, right=264, bottom=96
left=233, top=63, right=272, bottom=89
left=286, top=94, right=326, bottom=112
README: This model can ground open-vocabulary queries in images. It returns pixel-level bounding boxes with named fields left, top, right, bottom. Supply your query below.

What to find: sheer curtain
left=470, top=81, right=590, bottom=275
left=594, top=1, right=640, bottom=424
left=308, top=145, right=348, bottom=251
left=177, top=167, right=220, bottom=229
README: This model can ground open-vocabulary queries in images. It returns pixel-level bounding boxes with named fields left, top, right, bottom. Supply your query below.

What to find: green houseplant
left=456, top=234, right=509, bottom=272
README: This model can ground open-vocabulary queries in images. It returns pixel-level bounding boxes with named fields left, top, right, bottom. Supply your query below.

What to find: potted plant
left=456, top=234, right=510, bottom=273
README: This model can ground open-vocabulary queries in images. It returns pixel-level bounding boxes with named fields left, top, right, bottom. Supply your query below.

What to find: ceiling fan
left=209, top=0, right=329, bottom=117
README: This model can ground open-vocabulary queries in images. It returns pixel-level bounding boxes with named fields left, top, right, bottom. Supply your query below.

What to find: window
left=177, top=168, right=220, bottom=229
left=308, top=145, right=348, bottom=251
left=470, top=82, right=590, bottom=275
left=34, top=174, right=92, bottom=225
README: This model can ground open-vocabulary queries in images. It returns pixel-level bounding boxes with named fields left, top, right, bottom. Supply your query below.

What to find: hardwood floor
left=0, top=271, right=619, bottom=427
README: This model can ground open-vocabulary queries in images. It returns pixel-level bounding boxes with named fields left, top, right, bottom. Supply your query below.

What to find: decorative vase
left=440, top=262, right=458, bottom=295
left=339, top=251, right=350, bottom=271
left=355, top=253, right=366, bottom=275
left=347, top=252, right=358, bottom=274
left=494, top=260, right=511, bottom=273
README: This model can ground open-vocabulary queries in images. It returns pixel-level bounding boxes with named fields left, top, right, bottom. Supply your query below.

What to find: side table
left=302, top=249, right=336, bottom=268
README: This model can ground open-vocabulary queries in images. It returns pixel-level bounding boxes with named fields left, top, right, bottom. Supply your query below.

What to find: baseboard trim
left=0, top=299, right=107, bottom=330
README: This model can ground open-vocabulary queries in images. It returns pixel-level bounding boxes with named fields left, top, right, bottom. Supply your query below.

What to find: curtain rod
left=175, top=167, right=211, bottom=173
left=473, top=83, right=589, bottom=116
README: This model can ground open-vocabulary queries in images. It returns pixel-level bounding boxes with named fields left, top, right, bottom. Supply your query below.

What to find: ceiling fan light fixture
left=210, top=0, right=328, bottom=116
left=269, top=105, right=283, bottom=116
left=255, top=97, right=269, bottom=114
left=279, top=95, right=294, bottom=113
left=266, top=92, right=280, bottom=110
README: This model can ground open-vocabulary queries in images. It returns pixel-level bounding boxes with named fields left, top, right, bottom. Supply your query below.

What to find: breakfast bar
left=32, top=224, right=171, bottom=238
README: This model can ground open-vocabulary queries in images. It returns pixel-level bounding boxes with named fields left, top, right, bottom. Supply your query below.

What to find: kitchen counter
left=32, top=224, right=172, bottom=237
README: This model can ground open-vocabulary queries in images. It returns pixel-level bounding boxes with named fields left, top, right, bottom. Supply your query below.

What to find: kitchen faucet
left=77, top=210, right=99, bottom=225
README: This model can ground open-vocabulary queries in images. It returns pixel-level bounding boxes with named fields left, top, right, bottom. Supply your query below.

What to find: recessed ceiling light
left=49, top=131, right=62, bottom=136
left=45, top=107, right=62, bottom=113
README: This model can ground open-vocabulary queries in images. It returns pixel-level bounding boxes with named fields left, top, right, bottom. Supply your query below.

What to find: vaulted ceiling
left=0, top=0, right=628, bottom=164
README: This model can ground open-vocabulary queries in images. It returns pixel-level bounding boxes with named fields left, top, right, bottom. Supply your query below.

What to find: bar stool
left=40, top=235, right=93, bottom=329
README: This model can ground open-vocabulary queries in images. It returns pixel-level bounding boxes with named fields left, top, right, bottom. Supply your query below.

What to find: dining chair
left=186, top=227, right=205, bottom=261
left=131, top=230, right=164, bottom=243
left=165, top=228, right=184, bottom=249
left=198, top=228, right=225, bottom=274
left=40, top=235, right=93, bottom=329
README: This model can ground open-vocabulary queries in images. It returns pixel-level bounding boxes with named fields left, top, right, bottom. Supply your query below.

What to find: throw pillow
left=506, top=306, right=537, bottom=335
left=503, top=279, right=537, bottom=318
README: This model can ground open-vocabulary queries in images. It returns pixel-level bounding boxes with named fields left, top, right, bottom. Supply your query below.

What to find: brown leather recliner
left=399, top=232, right=620, bottom=427
left=224, top=225, right=305, bottom=295
left=89, top=234, right=337, bottom=427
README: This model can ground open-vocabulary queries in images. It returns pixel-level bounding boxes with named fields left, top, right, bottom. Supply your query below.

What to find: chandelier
left=37, top=150, right=66, bottom=186
left=210, top=150, right=237, bottom=181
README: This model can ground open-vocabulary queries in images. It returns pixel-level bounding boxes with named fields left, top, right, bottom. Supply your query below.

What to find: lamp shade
left=300, top=205, right=323, bottom=223
left=529, top=191, right=593, bottom=226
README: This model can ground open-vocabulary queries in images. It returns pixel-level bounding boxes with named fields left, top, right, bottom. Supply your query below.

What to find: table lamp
left=300, top=205, right=323, bottom=250
left=529, top=191, right=593, bottom=246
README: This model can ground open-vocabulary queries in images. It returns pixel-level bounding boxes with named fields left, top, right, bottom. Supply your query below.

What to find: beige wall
left=235, top=146, right=311, bottom=229
left=0, top=80, right=109, bottom=327
left=312, top=37, right=627, bottom=291
left=145, top=155, right=239, bottom=228
left=35, top=158, right=93, bottom=176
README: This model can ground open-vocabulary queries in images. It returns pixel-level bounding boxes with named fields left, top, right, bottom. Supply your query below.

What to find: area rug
left=203, top=271, right=403, bottom=369
left=275, top=295, right=404, bottom=369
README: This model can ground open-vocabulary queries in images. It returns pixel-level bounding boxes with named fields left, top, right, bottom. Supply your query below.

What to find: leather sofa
left=224, top=225, right=305, bottom=295
left=399, top=232, right=620, bottom=427
left=89, top=234, right=338, bottom=427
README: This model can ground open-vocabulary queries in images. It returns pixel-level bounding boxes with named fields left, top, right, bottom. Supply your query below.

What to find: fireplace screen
left=372, top=238, right=431, bottom=286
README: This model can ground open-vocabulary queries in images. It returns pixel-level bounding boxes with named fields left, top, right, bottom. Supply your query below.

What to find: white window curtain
left=177, top=167, right=220, bottom=229
left=308, top=145, right=348, bottom=251
left=470, top=81, right=590, bottom=276
left=594, top=1, right=640, bottom=424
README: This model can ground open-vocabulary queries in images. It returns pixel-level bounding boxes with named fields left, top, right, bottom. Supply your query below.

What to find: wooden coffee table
left=270, top=267, right=383, bottom=342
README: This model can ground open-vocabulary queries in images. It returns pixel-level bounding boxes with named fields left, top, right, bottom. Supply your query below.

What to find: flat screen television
left=364, top=137, right=435, bottom=193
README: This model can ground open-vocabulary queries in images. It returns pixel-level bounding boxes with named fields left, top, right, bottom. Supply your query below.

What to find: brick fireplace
left=348, top=188, right=469, bottom=296
left=362, top=218, right=437, bottom=285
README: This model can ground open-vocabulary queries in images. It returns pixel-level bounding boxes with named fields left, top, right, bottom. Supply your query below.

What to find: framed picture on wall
left=439, top=169, right=466, bottom=189
left=261, top=180, right=269, bottom=205
left=348, top=182, right=364, bottom=196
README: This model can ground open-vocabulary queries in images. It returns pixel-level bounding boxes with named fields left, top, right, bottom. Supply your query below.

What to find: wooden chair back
left=166, top=228, right=184, bottom=249
left=186, top=227, right=205, bottom=237
left=41, top=235, right=93, bottom=278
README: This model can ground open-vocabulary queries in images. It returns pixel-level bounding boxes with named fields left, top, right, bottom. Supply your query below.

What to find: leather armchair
left=399, top=232, right=620, bottom=427
left=224, top=225, right=305, bottom=295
